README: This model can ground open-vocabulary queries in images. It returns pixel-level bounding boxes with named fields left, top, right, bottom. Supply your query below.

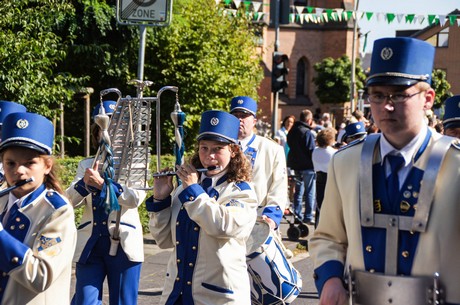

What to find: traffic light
left=272, top=52, right=289, bottom=92
left=270, top=0, right=291, bottom=25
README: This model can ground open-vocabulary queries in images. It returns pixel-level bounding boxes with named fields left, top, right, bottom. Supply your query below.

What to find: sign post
left=116, top=0, right=173, bottom=82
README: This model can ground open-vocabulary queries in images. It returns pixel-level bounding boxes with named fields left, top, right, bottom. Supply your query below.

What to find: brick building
left=257, top=0, right=358, bottom=131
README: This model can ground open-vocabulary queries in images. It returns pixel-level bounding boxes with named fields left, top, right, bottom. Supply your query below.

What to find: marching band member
left=148, top=110, right=258, bottom=305
left=229, top=96, right=288, bottom=229
left=310, top=37, right=460, bottom=305
left=67, top=101, right=146, bottom=305
left=442, top=95, right=460, bottom=139
left=0, top=112, right=77, bottom=304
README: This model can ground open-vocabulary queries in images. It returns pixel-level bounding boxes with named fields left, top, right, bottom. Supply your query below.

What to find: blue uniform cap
left=230, top=96, right=257, bottom=116
left=345, top=121, right=366, bottom=138
left=0, top=101, right=27, bottom=125
left=197, top=110, right=240, bottom=144
left=443, top=95, right=460, bottom=129
left=0, top=112, right=54, bottom=155
left=366, top=37, right=435, bottom=87
left=92, top=100, right=117, bottom=119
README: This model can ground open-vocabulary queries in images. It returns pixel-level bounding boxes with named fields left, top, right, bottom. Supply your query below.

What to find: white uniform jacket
left=147, top=176, right=258, bottom=305
left=309, top=132, right=460, bottom=304
left=244, top=134, right=288, bottom=226
left=0, top=184, right=77, bottom=305
left=66, top=158, right=146, bottom=263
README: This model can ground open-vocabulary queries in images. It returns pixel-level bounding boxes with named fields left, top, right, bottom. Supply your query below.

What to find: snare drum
left=246, top=221, right=302, bottom=305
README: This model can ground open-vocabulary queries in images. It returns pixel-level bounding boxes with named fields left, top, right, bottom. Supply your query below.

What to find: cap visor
left=0, top=141, right=49, bottom=155
left=366, top=77, right=419, bottom=87
left=197, top=135, right=234, bottom=144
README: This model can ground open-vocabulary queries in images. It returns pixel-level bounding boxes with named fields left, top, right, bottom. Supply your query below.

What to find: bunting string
left=216, top=0, right=460, bottom=27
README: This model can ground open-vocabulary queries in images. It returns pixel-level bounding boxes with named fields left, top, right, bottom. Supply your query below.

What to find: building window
left=296, top=58, right=309, bottom=96
left=427, top=27, right=449, bottom=48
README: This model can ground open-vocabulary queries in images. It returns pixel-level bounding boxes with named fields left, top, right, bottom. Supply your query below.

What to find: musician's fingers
left=92, top=160, right=99, bottom=171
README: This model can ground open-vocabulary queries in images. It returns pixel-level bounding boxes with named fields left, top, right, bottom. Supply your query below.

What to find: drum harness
left=346, top=133, right=454, bottom=305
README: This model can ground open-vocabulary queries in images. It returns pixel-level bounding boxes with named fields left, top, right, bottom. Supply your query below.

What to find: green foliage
left=0, top=0, right=84, bottom=117
left=431, top=69, right=453, bottom=109
left=146, top=0, right=263, bottom=152
left=312, top=55, right=366, bottom=104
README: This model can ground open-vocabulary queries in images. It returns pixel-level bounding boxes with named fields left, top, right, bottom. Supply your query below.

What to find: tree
left=312, top=55, right=367, bottom=104
left=146, top=0, right=263, bottom=152
left=431, top=69, right=453, bottom=109
left=0, top=0, right=83, bottom=117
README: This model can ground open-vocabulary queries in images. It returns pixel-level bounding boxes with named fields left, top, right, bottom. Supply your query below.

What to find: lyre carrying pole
left=155, top=86, right=179, bottom=172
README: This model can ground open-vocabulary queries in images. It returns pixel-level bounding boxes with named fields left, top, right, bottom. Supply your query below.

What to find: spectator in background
left=274, top=115, right=295, bottom=158
left=287, top=109, right=316, bottom=225
left=443, top=95, right=460, bottom=138
left=312, top=128, right=337, bottom=227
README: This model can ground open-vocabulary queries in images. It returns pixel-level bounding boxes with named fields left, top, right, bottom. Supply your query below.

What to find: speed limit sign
left=117, top=0, right=172, bottom=25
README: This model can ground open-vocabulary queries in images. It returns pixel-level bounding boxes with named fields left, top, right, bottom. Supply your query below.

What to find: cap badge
left=109, top=104, right=116, bottom=110
left=357, top=125, right=362, bottom=130
left=210, top=117, right=219, bottom=126
left=237, top=99, right=244, bottom=105
left=380, top=47, right=393, bottom=60
left=16, top=119, right=29, bottom=129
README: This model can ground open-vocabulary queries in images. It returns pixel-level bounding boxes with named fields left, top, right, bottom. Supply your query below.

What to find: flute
left=0, top=177, right=35, bottom=198
left=152, top=166, right=221, bottom=177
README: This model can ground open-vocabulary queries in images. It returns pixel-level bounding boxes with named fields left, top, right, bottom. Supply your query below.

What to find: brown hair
left=189, top=143, right=252, bottom=183
left=43, top=155, right=65, bottom=194
left=316, top=128, right=337, bottom=148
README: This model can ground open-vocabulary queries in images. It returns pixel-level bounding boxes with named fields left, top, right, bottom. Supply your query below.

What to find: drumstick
left=0, top=177, right=35, bottom=198
left=152, top=166, right=221, bottom=177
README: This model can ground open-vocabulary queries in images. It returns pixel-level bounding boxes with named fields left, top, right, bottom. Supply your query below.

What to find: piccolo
left=152, top=166, right=221, bottom=177
left=0, top=177, right=35, bottom=198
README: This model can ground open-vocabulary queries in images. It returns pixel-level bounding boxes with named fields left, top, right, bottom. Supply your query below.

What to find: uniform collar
left=379, top=125, right=429, bottom=166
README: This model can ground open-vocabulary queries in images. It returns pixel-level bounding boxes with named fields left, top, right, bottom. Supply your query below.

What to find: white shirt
left=312, top=146, right=336, bottom=173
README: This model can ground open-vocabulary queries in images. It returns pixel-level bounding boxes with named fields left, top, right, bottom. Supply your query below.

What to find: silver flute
left=152, top=166, right=221, bottom=177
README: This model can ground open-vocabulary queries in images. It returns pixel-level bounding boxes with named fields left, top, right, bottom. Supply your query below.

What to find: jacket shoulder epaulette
left=235, top=181, right=251, bottom=192
left=44, top=190, right=68, bottom=209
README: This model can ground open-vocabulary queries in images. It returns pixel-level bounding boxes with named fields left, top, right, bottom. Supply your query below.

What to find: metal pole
left=137, top=25, right=147, bottom=97
left=350, top=0, right=360, bottom=115
left=272, top=0, right=280, bottom=137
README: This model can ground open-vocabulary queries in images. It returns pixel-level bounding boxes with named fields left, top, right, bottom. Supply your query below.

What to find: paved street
left=71, top=218, right=320, bottom=304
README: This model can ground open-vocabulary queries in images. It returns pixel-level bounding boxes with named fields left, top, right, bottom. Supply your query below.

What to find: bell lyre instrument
left=94, top=80, right=182, bottom=256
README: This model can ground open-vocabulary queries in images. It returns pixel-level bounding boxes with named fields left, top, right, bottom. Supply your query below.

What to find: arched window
left=296, top=58, right=309, bottom=96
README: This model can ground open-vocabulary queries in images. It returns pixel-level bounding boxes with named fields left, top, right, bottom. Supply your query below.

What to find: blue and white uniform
left=309, top=130, right=460, bottom=304
left=0, top=185, right=76, bottom=305
left=148, top=172, right=258, bottom=305
left=67, top=157, right=146, bottom=305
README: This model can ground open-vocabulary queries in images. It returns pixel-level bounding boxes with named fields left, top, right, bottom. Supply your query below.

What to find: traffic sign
left=117, top=0, right=172, bottom=26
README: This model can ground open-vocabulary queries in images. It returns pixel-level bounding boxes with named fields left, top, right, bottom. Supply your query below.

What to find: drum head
left=246, top=221, right=271, bottom=255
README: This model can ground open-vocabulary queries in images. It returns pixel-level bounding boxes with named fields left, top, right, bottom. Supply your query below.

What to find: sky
left=357, top=0, right=459, bottom=53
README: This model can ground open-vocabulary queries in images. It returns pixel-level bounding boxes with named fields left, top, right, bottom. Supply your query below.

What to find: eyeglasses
left=232, top=112, right=253, bottom=119
left=367, top=91, right=425, bottom=104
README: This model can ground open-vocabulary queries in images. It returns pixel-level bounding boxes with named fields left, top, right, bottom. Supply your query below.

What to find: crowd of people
left=1, top=35, right=460, bottom=305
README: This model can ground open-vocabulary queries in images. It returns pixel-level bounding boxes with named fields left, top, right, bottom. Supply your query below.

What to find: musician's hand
left=175, top=164, right=198, bottom=189
left=261, top=215, right=277, bottom=230
left=84, top=161, right=104, bottom=190
left=153, top=168, right=174, bottom=200
left=319, top=277, right=348, bottom=305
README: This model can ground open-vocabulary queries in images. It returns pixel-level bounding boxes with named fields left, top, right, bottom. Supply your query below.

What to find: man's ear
left=423, top=88, right=436, bottom=110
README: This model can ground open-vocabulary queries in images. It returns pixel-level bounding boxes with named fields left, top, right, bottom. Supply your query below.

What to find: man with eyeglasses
left=229, top=96, right=288, bottom=229
left=310, top=37, right=460, bottom=305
